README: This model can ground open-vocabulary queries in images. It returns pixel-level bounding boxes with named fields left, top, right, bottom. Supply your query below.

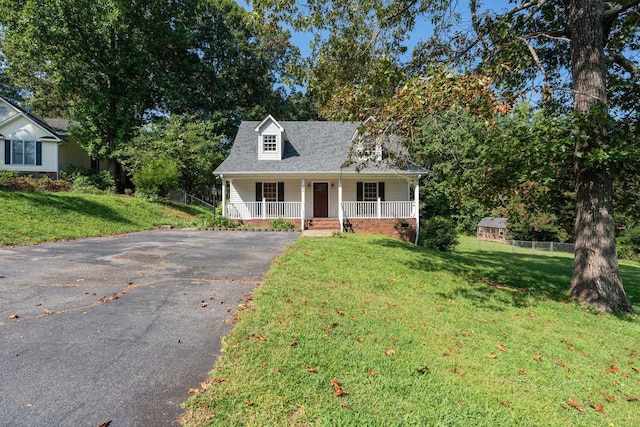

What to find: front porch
left=224, top=200, right=416, bottom=222
left=219, top=176, right=421, bottom=242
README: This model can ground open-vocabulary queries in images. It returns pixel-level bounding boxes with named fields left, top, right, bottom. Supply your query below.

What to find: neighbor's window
left=263, top=182, right=277, bottom=201
left=11, top=130, right=36, bottom=165
left=499, top=228, right=505, bottom=236
left=263, top=134, right=277, bottom=152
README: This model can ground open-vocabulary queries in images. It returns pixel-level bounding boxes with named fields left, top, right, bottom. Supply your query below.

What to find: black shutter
left=277, top=182, right=284, bottom=202
left=255, top=182, right=262, bottom=201
left=356, top=182, right=363, bottom=201
left=378, top=182, right=385, bottom=201
left=4, top=141, right=10, bottom=165
left=36, top=141, right=42, bottom=166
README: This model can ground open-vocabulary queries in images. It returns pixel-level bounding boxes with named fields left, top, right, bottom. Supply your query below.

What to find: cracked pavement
left=0, top=229, right=299, bottom=426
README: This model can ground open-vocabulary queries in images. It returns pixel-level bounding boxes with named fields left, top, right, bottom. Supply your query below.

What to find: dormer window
left=263, top=134, right=277, bottom=152
left=256, top=115, right=286, bottom=160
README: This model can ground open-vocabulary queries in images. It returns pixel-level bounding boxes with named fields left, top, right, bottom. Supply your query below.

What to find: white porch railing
left=226, top=201, right=301, bottom=220
left=342, top=201, right=416, bottom=219
left=225, top=200, right=415, bottom=220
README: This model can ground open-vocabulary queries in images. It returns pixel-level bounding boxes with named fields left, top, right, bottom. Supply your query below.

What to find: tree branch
left=518, top=36, right=548, bottom=87
left=604, top=0, right=640, bottom=20
left=608, top=52, right=640, bottom=79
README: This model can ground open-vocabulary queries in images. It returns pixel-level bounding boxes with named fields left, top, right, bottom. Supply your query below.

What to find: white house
left=0, top=97, right=93, bottom=178
left=214, top=115, right=425, bottom=242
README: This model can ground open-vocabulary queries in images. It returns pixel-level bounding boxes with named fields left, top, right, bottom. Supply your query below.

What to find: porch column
left=414, top=175, right=421, bottom=244
left=221, top=175, right=227, bottom=217
left=300, top=179, right=306, bottom=231
left=338, top=177, right=343, bottom=232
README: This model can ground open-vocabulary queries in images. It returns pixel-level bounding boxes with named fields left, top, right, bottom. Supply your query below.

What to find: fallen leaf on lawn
left=385, top=348, right=395, bottom=356
left=188, top=388, right=199, bottom=394
left=306, top=366, right=318, bottom=373
left=487, top=353, right=497, bottom=359
left=500, top=401, right=510, bottom=407
left=497, top=344, right=507, bottom=352
left=213, top=378, right=228, bottom=383
left=552, top=359, right=566, bottom=367
left=567, top=399, right=584, bottom=413
left=341, top=402, right=350, bottom=408
left=246, top=400, right=254, bottom=406
left=329, top=379, right=341, bottom=388
left=334, top=389, right=349, bottom=397
left=600, top=391, right=616, bottom=402
left=290, top=338, right=299, bottom=347
left=368, top=369, right=376, bottom=376
left=606, top=362, right=619, bottom=374
left=251, top=334, right=268, bottom=341
left=415, top=365, right=429, bottom=374
left=588, top=397, right=605, bottom=413
left=518, top=370, right=527, bottom=375
left=436, top=307, right=443, bottom=312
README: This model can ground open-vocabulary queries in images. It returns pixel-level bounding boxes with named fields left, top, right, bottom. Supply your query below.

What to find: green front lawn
left=183, top=235, right=640, bottom=426
left=0, top=191, right=208, bottom=245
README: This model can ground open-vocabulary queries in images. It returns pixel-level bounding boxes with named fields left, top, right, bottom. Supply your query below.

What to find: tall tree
left=0, top=0, right=301, bottom=186
left=254, top=0, right=640, bottom=313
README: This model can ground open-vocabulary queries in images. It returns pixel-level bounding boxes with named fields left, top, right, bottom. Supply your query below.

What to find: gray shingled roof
left=478, top=217, right=508, bottom=228
left=214, top=120, right=424, bottom=175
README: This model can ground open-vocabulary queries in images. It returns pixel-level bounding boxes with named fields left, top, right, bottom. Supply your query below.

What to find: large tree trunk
left=569, top=0, right=633, bottom=313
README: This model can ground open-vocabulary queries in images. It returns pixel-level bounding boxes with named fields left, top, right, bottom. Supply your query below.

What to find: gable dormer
left=350, top=116, right=387, bottom=162
left=255, top=115, right=285, bottom=160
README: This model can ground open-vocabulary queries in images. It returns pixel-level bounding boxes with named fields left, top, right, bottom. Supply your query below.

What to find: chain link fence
left=510, top=240, right=575, bottom=254
left=168, top=189, right=216, bottom=210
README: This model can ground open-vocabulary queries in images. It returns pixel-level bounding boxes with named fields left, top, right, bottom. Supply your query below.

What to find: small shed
left=477, top=217, right=508, bottom=242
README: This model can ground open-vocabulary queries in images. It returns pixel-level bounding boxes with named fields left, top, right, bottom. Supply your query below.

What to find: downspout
left=414, top=175, right=421, bottom=245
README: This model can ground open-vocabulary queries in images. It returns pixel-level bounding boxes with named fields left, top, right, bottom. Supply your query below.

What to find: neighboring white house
left=214, top=115, right=425, bottom=242
left=0, top=97, right=93, bottom=178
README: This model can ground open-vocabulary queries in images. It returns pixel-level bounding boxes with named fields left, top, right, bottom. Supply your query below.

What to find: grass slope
left=0, top=191, right=207, bottom=245
left=183, top=235, right=640, bottom=426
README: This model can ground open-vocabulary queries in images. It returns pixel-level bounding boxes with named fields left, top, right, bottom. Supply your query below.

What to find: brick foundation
left=344, top=218, right=417, bottom=242
left=235, top=218, right=417, bottom=242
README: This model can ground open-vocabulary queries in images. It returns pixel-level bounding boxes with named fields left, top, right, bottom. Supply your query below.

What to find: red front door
left=313, top=182, right=329, bottom=217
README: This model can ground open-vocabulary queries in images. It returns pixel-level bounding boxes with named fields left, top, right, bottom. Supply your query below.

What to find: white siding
left=257, top=121, right=283, bottom=161
left=0, top=110, right=61, bottom=173
left=228, top=176, right=413, bottom=219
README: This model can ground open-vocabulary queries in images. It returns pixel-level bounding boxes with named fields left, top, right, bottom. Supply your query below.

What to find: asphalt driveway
left=0, top=229, right=299, bottom=426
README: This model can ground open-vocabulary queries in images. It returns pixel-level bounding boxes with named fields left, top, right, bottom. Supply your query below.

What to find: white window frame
left=262, top=182, right=277, bottom=201
left=10, top=130, right=37, bottom=166
left=263, top=134, right=277, bottom=152
left=363, top=182, right=379, bottom=201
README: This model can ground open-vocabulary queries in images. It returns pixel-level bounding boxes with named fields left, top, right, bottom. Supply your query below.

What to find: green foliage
left=418, top=215, right=459, bottom=251
left=182, top=234, right=640, bottom=425
left=119, top=115, right=227, bottom=198
left=198, top=206, right=237, bottom=229
left=617, top=225, right=640, bottom=261
left=0, top=0, right=303, bottom=186
left=132, top=156, right=180, bottom=198
left=60, top=164, right=115, bottom=192
left=268, top=217, right=296, bottom=230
